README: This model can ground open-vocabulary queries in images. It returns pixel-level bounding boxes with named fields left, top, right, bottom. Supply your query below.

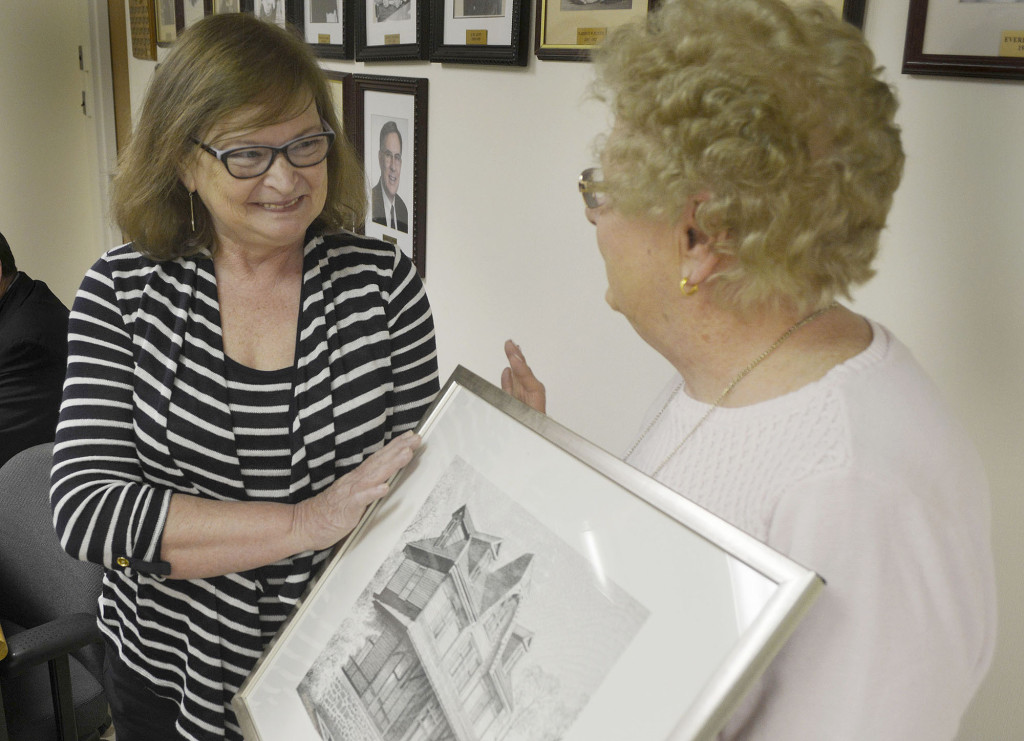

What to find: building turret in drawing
left=341, top=505, right=535, bottom=741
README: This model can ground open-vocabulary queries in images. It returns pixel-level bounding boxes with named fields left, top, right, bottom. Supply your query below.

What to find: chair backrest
left=0, top=442, right=105, bottom=679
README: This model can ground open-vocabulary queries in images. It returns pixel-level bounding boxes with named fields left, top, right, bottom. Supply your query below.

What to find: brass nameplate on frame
left=576, top=27, right=607, bottom=46
left=466, top=29, right=488, bottom=45
left=999, top=31, right=1024, bottom=57
left=384, top=33, right=402, bottom=45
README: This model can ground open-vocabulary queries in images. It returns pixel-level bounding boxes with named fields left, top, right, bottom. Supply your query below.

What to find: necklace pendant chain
left=626, top=303, right=838, bottom=476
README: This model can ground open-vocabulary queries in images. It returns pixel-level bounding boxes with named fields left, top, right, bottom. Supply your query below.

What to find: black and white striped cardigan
left=51, top=231, right=439, bottom=739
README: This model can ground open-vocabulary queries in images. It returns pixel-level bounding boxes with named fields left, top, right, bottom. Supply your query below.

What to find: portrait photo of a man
left=370, top=120, right=409, bottom=233
left=311, top=0, right=341, bottom=22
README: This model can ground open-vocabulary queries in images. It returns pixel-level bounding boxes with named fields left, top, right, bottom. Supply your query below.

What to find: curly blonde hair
left=591, top=0, right=904, bottom=313
left=111, top=14, right=366, bottom=261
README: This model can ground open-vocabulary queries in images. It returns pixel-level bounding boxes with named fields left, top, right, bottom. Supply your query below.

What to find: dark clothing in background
left=0, top=273, right=69, bottom=468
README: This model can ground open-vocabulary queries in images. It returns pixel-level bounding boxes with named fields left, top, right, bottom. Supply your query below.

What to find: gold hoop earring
left=189, top=191, right=197, bottom=232
left=680, top=278, right=699, bottom=296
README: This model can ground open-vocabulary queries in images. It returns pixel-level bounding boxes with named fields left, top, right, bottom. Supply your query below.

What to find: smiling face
left=182, top=100, right=328, bottom=257
left=378, top=131, right=402, bottom=200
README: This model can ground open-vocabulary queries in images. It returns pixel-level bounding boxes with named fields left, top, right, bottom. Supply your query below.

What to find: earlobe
left=677, top=195, right=723, bottom=286
left=179, top=159, right=197, bottom=194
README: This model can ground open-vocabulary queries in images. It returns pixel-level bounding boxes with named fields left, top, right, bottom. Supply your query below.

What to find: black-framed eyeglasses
left=192, top=120, right=336, bottom=179
left=578, top=167, right=607, bottom=209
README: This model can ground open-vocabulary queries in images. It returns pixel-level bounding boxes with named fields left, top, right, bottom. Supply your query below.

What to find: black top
left=0, top=272, right=69, bottom=468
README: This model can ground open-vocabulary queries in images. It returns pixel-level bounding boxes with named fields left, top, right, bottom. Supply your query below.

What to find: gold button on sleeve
left=116, top=556, right=130, bottom=568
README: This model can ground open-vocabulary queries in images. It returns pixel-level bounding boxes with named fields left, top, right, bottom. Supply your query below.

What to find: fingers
left=293, top=432, right=421, bottom=552
left=504, top=338, right=523, bottom=364
left=501, top=339, right=547, bottom=414
left=501, top=366, right=514, bottom=395
left=354, top=431, right=421, bottom=485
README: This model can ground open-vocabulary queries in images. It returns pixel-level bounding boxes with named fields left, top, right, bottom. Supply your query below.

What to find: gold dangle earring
left=680, top=278, right=699, bottom=296
left=189, top=191, right=197, bottom=232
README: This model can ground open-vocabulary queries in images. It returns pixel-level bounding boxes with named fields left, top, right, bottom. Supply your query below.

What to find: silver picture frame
left=233, top=366, right=823, bottom=741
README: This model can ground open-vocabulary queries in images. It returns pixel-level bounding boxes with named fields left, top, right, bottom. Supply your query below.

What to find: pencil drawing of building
left=313, top=505, right=536, bottom=741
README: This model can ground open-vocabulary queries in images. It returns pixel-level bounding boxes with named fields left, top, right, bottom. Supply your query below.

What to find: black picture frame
left=294, top=0, right=354, bottom=58
left=902, top=0, right=1024, bottom=80
left=429, top=0, right=529, bottom=66
left=241, top=0, right=289, bottom=25
left=353, top=0, right=428, bottom=60
left=179, top=0, right=212, bottom=29
left=344, top=74, right=428, bottom=278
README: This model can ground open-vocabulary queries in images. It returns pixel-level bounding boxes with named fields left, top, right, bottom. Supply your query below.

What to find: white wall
left=8, top=0, right=1018, bottom=737
left=0, top=0, right=117, bottom=303
left=857, top=3, right=1024, bottom=738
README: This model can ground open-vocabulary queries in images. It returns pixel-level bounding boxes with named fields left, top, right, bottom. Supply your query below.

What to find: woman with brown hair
left=51, top=14, right=438, bottom=739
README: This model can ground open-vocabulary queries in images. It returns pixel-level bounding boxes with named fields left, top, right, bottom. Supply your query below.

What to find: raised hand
left=501, top=339, right=546, bottom=414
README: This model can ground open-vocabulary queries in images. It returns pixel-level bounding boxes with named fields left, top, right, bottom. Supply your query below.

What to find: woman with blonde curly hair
left=52, top=14, right=438, bottom=740
left=503, top=0, right=995, bottom=738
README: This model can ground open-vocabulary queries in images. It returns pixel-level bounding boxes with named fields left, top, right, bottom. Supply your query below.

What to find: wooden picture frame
left=344, top=74, right=428, bottom=278
left=354, top=0, right=429, bottom=61
left=128, top=0, right=159, bottom=60
left=296, top=0, right=354, bottom=59
left=534, top=0, right=653, bottom=62
left=429, top=0, right=530, bottom=66
left=536, top=0, right=864, bottom=63
left=233, top=366, right=823, bottom=741
left=324, top=70, right=349, bottom=131
left=903, top=0, right=1024, bottom=80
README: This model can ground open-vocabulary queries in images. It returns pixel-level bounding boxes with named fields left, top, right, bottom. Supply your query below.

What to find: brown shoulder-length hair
left=111, top=13, right=366, bottom=261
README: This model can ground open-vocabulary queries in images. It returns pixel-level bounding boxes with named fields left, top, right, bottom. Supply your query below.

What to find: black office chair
left=0, top=442, right=111, bottom=741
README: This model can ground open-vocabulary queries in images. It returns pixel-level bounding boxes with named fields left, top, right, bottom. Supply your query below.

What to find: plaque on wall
left=129, top=0, right=158, bottom=60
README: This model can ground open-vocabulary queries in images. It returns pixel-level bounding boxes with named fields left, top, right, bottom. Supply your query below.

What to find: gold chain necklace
left=627, top=303, right=838, bottom=476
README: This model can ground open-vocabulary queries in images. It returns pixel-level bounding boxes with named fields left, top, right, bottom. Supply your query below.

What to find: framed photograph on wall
left=155, top=0, right=178, bottom=44
left=233, top=366, right=823, bottom=741
left=536, top=0, right=864, bottom=62
left=246, top=0, right=289, bottom=26
left=429, top=0, right=530, bottom=65
left=181, top=0, right=211, bottom=28
left=534, top=0, right=653, bottom=61
left=128, top=0, right=159, bottom=60
left=354, top=0, right=429, bottom=60
left=155, top=0, right=211, bottom=44
left=296, top=0, right=353, bottom=58
left=343, top=74, right=427, bottom=278
left=210, top=0, right=241, bottom=12
left=803, top=0, right=865, bottom=28
left=324, top=70, right=348, bottom=132
left=903, top=0, right=1024, bottom=79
